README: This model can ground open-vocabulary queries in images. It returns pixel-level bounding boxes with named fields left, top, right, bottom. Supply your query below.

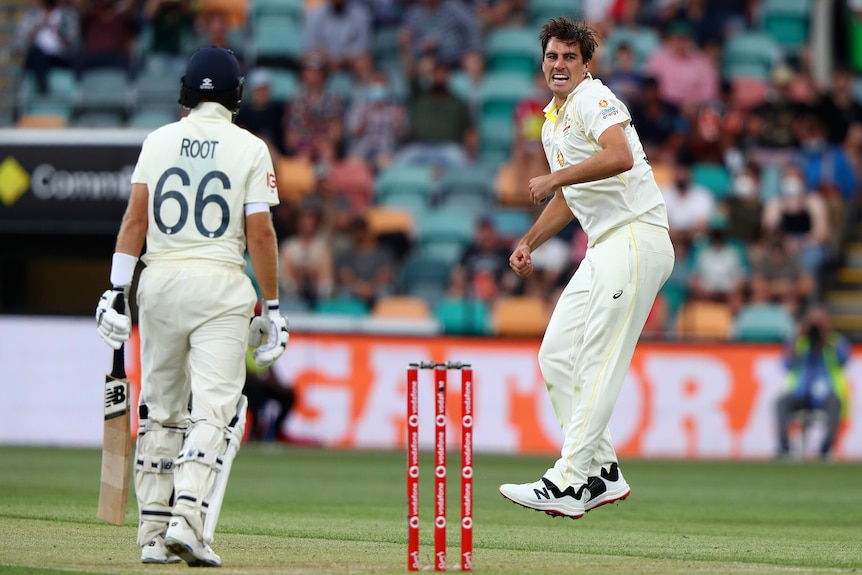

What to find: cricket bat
left=97, top=293, right=132, bottom=525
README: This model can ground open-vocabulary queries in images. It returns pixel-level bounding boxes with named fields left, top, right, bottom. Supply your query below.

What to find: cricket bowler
left=499, top=18, right=675, bottom=518
left=95, top=46, right=289, bottom=566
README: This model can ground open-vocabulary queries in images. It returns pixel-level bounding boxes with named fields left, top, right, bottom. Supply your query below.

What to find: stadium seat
left=478, top=116, right=516, bottom=164
left=417, top=207, right=478, bottom=247
left=438, top=165, right=495, bottom=211
left=72, top=111, right=125, bottom=127
left=79, top=69, right=132, bottom=113
left=135, top=68, right=179, bottom=109
left=486, top=26, right=541, bottom=75
left=315, top=295, right=369, bottom=316
left=16, top=114, right=68, bottom=129
left=731, top=76, right=769, bottom=111
left=18, top=69, right=78, bottom=114
left=268, top=68, right=300, bottom=103
left=674, top=301, right=734, bottom=341
left=128, top=108, right=178, bottom=129
left=528, top=0, right=583, bottom=27
left=200, top=0, right=247, bottom=26
left=325, top=71, right=355, bottom=100
left=328, top=159, right=375, bottom=212
left=691, top=163, right=731, bottom=200
left=372, top=295, right=432, bottom=320
left=250, top=0, right=302, bottom=25
left=732, top=303, right=796, bottom=342
left=275, top=156, right=316, bottom=202
left=722, top=32, right=782, bottom=80
left=489, top=208, right=533, bottom=242
left=421, top=239, right=467, bottom=267
left=365, top=205, right=415, bottom=239
left=22, top=101, right=73, bottom=119
left=374, top=165, right=437, bottom=203
left=252, top=18, right=303, bottom=67
left=479, top=72, right=534, bottom=122
left=379, top=192, right=430, bottom=219
left=492, top=296, right=550, bottom=337
left=397, top=255, right=452, bottom=302
left=759, top=0, right=810, bottom=52
left=434, top=297, right=490, bottom=335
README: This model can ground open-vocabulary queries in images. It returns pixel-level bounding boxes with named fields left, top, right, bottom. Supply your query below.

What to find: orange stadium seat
left=16, top=114, right=68, bottom=129
left=492, top=296, right=550, bottom=337
left=199, top=0, right=247, bottom=27
left=674, top=301, right=734, bottom=341
left=275, top=156, right=316, bottom=202
left=365, top=205, right=415, bottom=238
left=372, top=295, right=432, bottom=320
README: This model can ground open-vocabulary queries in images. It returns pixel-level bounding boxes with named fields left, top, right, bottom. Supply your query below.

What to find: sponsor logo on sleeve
left=556, top=150, right=564, bottom=167
left=267, top=172, right=277, bottom=189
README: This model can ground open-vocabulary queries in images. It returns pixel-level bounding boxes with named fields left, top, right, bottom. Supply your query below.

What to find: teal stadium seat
left=252, top=18, right=303, bottom=66
left=732, top=303, right=796, bottom=342
left=438, top=165, right=495, bottom=208
left=374, top=165, right=437, bottom=204
left=478, top=116, right=516, bottom=166
left=379, top=193, right=430, bottom=219
left=128, top=108, right=178, bottom=128
left=268, top=69, right=300, bottom=103
left=527, top=0, right=583, bottom=28
left=72, top=111, right=125, bottom=127
left=691, top=163, right=731, bottom=200
left=486, top=27, right=541, bottom=75
left=479, top=72, right=534, bottom=122
left=315, top=295, right=369, bottom=316
left=397, top=255, right=453, bottom=303
left=490, top=207, right=533, bottom=241
left=251, top=0, right=303, bottom=25
left=79, top=69, right=131, bottom=113
left=434, top=297, right=490, bottom=335
left=759, top=0, right=810, bottom=52
left=418, top=208, right=478, bottom=247
left=19, top=68, right=78, bottom=117
left=722, top=32, right=782, bottom=80
left=135, top=68, right=179, bottom=111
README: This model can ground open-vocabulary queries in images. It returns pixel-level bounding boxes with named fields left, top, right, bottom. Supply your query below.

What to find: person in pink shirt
left=644, top=20, right=718, bottom=113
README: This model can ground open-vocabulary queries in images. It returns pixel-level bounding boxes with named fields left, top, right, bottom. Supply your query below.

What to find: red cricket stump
left=460, top=367, right=473, bottom=572
left=434, top=364, right=447, bottom=571
left=407, top=366, right=420, bottom=572
left=406, top=361, right=473, bottom=572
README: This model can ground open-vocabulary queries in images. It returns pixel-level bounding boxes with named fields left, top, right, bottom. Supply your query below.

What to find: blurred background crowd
left=6, top=0, right=862, bottom=342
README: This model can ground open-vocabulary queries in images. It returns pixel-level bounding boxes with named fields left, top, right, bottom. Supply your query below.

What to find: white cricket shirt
left=541, top=76, right=668, bottom=246
left=131, top=102, right=279, bottom=267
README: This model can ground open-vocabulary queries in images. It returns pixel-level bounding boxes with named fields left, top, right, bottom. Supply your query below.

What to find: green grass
left=0, top=445, right=860, bottom=574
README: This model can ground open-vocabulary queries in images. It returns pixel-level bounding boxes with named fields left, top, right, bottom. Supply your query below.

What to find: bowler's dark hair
left=539, top=17, right=599, bottom=64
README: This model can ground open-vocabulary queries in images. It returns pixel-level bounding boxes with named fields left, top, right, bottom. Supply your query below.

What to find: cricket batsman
left=499, top=18, right=675, bottom=518
left=95, top=46, right=289, bottom=566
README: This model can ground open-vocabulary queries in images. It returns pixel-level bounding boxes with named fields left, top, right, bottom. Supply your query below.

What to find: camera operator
left=776, top=305, right=851, bottom=460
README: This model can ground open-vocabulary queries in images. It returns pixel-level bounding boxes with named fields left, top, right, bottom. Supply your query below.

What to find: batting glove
left=96, top=288, right=131, bottom=350
left=250, top=301, right=289, bottom=368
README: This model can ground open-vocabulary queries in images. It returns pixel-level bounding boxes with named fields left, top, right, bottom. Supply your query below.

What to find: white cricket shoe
left=164, top=516, right=222, bottom=567
left=585, top=462, right=630, bottom=512
left=499, top=477, right=586, bottom=519
left=141, top=535, right=182, bottom=564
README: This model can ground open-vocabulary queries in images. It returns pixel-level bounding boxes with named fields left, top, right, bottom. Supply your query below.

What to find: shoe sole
left=141, top=557, right=182, bottom=564
left=498, top=489, right=585, bottom=520
left=164, top=537, right=221, bottom=568
left=585, top=486, right=631, bottom=512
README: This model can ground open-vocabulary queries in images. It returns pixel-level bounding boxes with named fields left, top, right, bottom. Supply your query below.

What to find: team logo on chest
left=556, top=150, right=564, bottom=167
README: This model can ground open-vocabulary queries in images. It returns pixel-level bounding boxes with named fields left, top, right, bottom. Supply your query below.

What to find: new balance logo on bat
left=104, top=379, right=129, bottom=420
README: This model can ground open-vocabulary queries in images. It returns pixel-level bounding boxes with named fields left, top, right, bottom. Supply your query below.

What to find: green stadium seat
left=732, top=303, right=796, bottom=342
left=374, top=165, right=436, bottom=202
left=417, top=207, right=478, bottom=247
left=79, top=69, right=132, bottom=113
left=315, top=295, right=369, bottom=316
left=528, top=0, right=583, bottom=28
left=252, top=19, right=303, bottom=66
left=251, top=0, right=303, bottom=24
left=486, top=27, right=541, bottom=75
left=397, top=254, right=453, bottom=299
left=434, top=297, right=490, bottom=335
left=759, top=0, right=810, bottom=52
left=691, top=163, right=731, bottom=200
left=72, top=111, right=126, bottom=127
left=489, top=208, right=533, bottom=241
left=479, top=72, right=534, bottom=122
left=268, top=69, right=300, bottom=103
left=128, top=108, right=178, bottom=129
left=722, top=32, right=782, bottom=80
left=600, top=27, right=661, bottom=73
left=439, top=165, right=495, bottom=203
left=478, top=116, right=516, bottom=162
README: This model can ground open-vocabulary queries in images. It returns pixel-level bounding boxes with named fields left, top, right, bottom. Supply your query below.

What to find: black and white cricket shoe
left=585, top=462, right=630, bottom=512
left=499, top=477, right=587, bottom=519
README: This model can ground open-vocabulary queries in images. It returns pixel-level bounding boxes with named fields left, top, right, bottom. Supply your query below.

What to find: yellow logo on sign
left=0, top=157, right=30, bottom=206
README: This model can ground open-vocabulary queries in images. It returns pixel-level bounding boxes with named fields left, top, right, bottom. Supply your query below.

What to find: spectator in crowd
left=449, top=49, right=486, bottom=119
left=303, top=0, right=372, bottom=73
left=776, top=305, right=850, bottom=461
left=142, top=0, right=195, bottom=75
left=628, top=76, right=689, bottom=164
left=448, top=217, right=518, bottom=303
left=243, top=349, right=296, bottom=443
left=688, top=79, right=746, bottom=164
left=345, top=71, right=408, bottom=171
left=193, top=9, right=243, bottom=67
left=644, top=20, right=719, bottom=113
left=725, top=161, right=764, bottom=247
left=74, top=0, right=137, bottom=73
left=604, top=42, right=643, bottom=106
left=14, top=0, right=80, bottom=93
left=817, top=67, right=862, bottom=145
left=395, top=60, right=475, bottom=167
left=743, top=65, right=808, bottom=155
left=278, top=203, right=335, bottom=309
left=762, top=164, right=831, bottom=284
left=660, top=159, right=716, bottom=246
left=398, top=0, right=482, bottom=70
left=749, top=233, right=813, bottom=317
left=334, top=215, right=395, bottom=307
left=235, top=68, right=286, bottom=156
left=687, top=220, right=748, bottom=315
left=475, top=0, right=526, bottom=30
left=793, top=114, right=857, bottom=203
left=284, top=53, right=346, bottom=166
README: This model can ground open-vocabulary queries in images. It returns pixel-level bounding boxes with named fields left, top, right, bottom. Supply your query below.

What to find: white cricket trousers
left=539, top=221, right=674, bottom=489
left=136, top=260, right=256, bottom=539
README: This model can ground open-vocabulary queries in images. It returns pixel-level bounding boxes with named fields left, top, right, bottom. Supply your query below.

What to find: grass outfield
left=0, top=445, right=860, bottom=574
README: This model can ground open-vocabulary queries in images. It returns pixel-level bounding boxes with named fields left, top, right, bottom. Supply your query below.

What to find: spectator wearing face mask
left=687, top=217, right=748, bottom=315
left=793, top=114, right=857, bottom=203
left=762, top=165, right=830, bottom=292
left=725, top=162, right=764, bottom=247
